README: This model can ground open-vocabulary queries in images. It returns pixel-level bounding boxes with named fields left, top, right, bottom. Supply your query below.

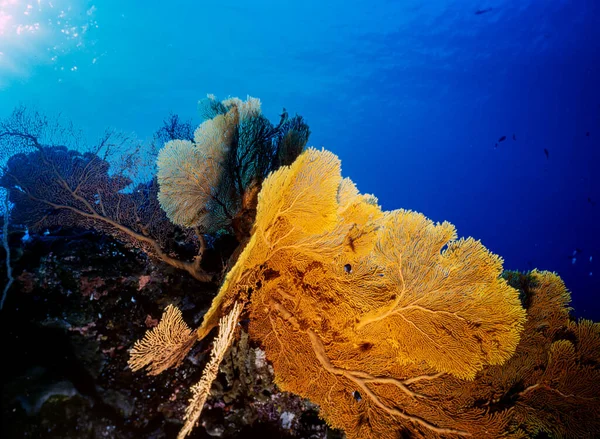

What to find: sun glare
left=0, top=0, right=38, bottom=36
left=0, top=0, right=99, bottom=86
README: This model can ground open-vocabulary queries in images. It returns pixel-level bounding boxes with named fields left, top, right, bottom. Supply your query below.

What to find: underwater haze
left=1, top=0, right=599, bottom=323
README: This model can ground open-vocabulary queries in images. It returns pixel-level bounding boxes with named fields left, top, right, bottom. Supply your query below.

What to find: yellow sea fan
left=194, top=148, right=343, bottom=341
left=190, top=147, right=526, bottom=438
left=255, top=147, right=342, bottom=239
left=139, top=140, right=599, bottom=438
left=356, top=210, right=525, bottom=378
left=526, top=270, right=572, bottom=331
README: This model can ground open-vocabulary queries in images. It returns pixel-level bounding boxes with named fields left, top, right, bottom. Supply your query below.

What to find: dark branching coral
left=153, top=113, right=195, bottom=146
left=0, top=107, right=214, bottom=282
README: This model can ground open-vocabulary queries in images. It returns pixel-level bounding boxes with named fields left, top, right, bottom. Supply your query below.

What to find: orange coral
left=131, top=147, right=600, bottom=438
left=454, top=270, right=600, bottom=438
left=194, top=147, right=526, bottom=438
left=492, top=271, right=600, bottom=437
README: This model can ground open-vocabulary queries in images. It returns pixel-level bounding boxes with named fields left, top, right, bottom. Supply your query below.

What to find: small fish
left=572, top=257, right=577, bottom=265
left=589, top=197, right=596, bottom=206
left=590, top=256, right=593, bottom=263
left=498, top=135, right=507, bottom=142
left=512, top=134, right=516, bottom=140
left=21, top=228, right=31, bottom=243
left=475, top=8, right=492, bottom=15
left=237, top=318, right=251, bottom=330
left=586, top=131, right=590, bottom=137
left=544, top=148, right=549, bottom=159
left=494, top=143, right=498, bottom=148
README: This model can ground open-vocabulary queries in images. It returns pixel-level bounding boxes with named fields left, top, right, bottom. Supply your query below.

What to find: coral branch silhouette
left=0, top=107, right=215, bottom=282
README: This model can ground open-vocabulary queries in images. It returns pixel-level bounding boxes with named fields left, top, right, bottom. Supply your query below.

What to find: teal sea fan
left=156, top=95, right=310, bottom=236
left=156, top=97, right=252, bottom=231
left=156, top=102, right=241, bottom=231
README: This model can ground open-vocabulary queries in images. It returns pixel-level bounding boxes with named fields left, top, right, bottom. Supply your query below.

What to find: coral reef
left=2, top=98, right=599, bottom=438
left=183, top=148, right=527, bottom=438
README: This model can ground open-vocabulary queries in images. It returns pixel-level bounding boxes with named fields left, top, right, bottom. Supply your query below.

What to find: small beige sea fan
left=221, top=95, right=262, bottom=122
left=128, top=305, right=197, bottom=375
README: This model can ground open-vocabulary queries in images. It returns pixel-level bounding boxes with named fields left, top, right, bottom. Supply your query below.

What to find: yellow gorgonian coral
left=192, top=147, right=526, bottom=438
left=496, top=271, right=600, bottom=438
left=131, top=145, right=600, bottom=439
left=129, top=305, right=196, bottom=375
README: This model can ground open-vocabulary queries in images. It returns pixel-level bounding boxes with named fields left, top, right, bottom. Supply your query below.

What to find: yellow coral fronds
left=256, top=147, right=342, bottom=238
left=526, top=270, right=573, bottom=333
left=466, top=270, right=600, bottom=439
left=194, top=147, right=345, bottom=341
left=352, top=210, right=525, bottom=378
left=178, top=301, right=243, bottom=439
left=567, top=318, right=600, bottom=364
left=128, top=305, right=197, bottom=375
left=512, top=336, right=600, bottom=438
left=193, top=147, right=527, bottom=438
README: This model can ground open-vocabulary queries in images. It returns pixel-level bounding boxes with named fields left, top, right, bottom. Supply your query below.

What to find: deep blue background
left=1, top=1, right=598, bottom=318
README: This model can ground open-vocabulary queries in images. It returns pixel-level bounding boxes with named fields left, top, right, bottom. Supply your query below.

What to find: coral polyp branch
left=178, top=301, right=244, bottom=439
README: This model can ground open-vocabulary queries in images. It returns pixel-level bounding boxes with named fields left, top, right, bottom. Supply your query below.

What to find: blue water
left=1, top=0, right=598, bottom=318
